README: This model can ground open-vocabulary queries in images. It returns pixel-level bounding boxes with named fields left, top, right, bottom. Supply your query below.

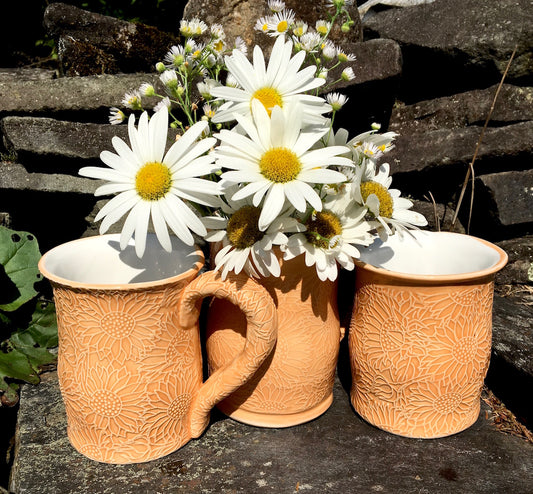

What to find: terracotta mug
left=206, top=250, right=341, bottom=428
left=349, top=231, right=507, bottom=438
left=38, top=233, right=277, bottom=464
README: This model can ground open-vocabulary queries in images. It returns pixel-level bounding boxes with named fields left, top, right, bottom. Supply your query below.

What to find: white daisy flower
left=284, top=187, right=375, bottom=281
left=352, top=161, right=428, bottom=238
left=326, top=93, right=349, bottom=112
left=210, top=35, right=330, bottom=124
left=109, top=107, right=126, bottom=125
left=266, top=9, right=296, bottom=37
left=79, top=109, right=220, bottom=258
left=214, top=100, right=352, bottom=231
left=203, top=186, right=304, bottom=280
left=268, top=0, right=286, bottom=12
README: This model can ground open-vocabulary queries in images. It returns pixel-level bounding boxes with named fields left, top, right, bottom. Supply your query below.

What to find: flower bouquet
left=80, top=0, right=427, bottom=282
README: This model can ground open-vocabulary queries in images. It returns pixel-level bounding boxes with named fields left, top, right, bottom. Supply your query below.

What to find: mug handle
left=178, top=269, right=278, bottom=438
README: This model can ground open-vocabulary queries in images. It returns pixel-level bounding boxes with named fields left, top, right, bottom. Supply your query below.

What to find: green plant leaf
left=25, top=300, right=58, bottom=348
left=0, top=226, right=43, bottom=312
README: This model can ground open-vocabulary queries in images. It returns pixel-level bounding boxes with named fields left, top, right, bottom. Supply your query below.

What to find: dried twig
left=450, top=45, right=518, bottom=232
left=424, top=191, right=440, bottom=231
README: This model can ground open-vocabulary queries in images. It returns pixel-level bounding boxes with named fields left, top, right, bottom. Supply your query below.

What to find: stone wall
left=0, top=0, right=532, bottom=283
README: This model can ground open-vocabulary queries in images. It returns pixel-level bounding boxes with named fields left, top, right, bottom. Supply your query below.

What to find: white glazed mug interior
left=358, top=231, right=507, bottom=278
left=39, top=233, right=204, bottom=288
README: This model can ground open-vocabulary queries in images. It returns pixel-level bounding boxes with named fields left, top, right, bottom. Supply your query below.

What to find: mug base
left=216, top=393, right=334, bottom=428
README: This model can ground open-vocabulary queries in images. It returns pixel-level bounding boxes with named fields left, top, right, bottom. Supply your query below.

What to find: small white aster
left=79, top=109, right=220, bottom=257
left=164, top=45, right=186, bottom=67
left=337, top=49, right=356, bottom=62
left=316, top=20, right=332, bottom=36
left=326, top=92, right=349, bottom=111
left=234, top=36, right=248, bottom=55
left=153, top=97, right=171, bottom=113
left=266, top=9, right=296, bottom=37
left=255, top=16, right=272, bottom=34
left=321, top=40, right=337, bottom=60
left=122, top=90, right=142, bottom=110
left=180, top=18, right=208, bottom=37
left=139, top=83, right=155, bottom=97
left=299, top=32, right=322, bottom=53
left=341, top=67, right=356, bottom=81
left=292, top=20, right=308, bottom=37
left=268, top=0, right=286, bottom=12
left=109, top=107, right=126, bottom=125
left=210, top=23, right=225, bottom=39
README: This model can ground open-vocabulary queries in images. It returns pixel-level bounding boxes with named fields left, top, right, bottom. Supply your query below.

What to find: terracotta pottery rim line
left=38, top=234, right=205, bottom=291
left=353, top=232, right=508, bottom=283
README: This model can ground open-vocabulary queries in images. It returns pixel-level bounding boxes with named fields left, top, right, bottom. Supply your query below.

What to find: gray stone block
left=363, top=0, right=533, bottom=101
left=0, top=162, right=100, bottom=195
left=389, top=85, right=533, bottom=135
left=495, top=236, right=533, bottom=285
left=477, top=169, right=533, bottom=227
left=0, top=73, right=160, bottom=116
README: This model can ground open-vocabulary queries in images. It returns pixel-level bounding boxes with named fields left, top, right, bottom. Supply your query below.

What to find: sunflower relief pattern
left=349, top=280, right=494, bottom=438
left=52, top=269, right=278, bottom=464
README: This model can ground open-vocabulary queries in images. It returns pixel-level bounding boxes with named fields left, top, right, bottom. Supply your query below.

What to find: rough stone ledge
left=0, top=162, right=101, bottom=195
left=10, top=369, right=533, bottom=494
left=0, top=73, right=159, bottom=116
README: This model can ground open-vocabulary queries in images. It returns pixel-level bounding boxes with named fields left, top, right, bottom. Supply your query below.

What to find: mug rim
left=353, top=231, right=508, bottom=283
left=38, top=234, right=205, bottom=291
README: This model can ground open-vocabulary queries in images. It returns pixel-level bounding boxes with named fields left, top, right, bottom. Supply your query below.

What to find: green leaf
left=0, top=226, right=43, bottom=312
left=528, top=262, right=533, bottom=282
left=8, top=300, right=58, bottom=370
left=0, top=349, right=40, bottom=387
left=26, top=300, right=58, bottom=348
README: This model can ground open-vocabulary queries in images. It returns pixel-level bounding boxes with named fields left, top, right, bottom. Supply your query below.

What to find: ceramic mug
left=349, top=231, right=507, bottom=438
left=38, top=233, right=277, bottom=464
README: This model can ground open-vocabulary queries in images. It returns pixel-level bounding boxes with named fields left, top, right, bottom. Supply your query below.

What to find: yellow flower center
left=360, top=181, right=394, bottom=218
left=214, top=40, right=224, bottom=52
left=226, top=206, right=265, bottom=249
left=305, top=211, right=343, bottom=249
left=259, top=147, right=302, bottom=183
left=252, top=87, right=283, bottom=115
left=277, top=20, right=288, bottom=32
left=135, top=162, right=172, bottom=201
